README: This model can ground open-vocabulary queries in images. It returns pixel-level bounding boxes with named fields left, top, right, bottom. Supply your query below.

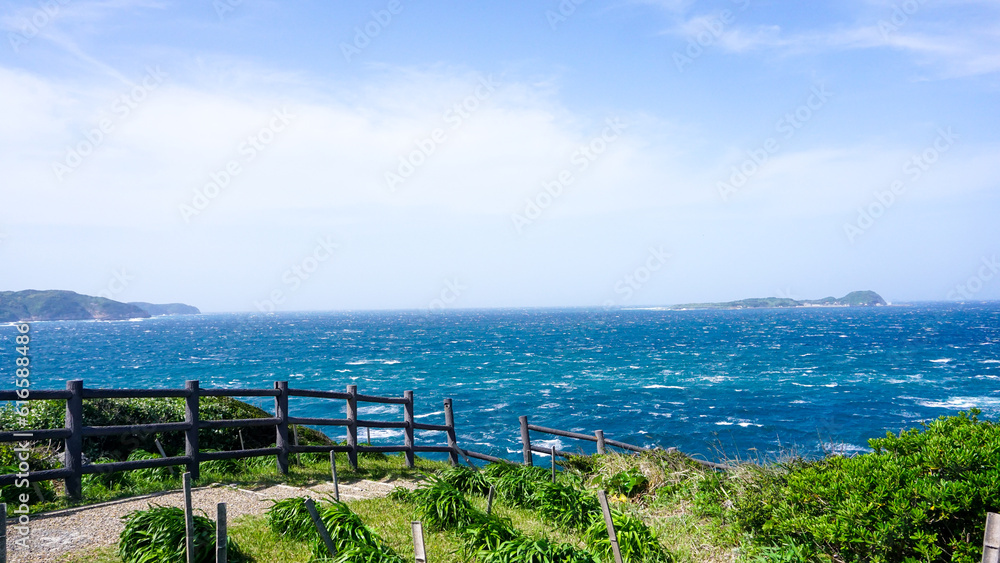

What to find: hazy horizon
left=2, top=1, right=999, bottom=312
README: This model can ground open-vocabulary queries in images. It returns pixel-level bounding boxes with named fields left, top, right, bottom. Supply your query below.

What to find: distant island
left=0, top=290, right=200, bottom=322
left=667, top=290, right=887, bottom=310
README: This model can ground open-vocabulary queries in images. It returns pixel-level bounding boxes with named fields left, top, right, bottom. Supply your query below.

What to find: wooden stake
left=238, top=429, right=245, bottom=451
left=597, top=490, right=623, bottom=563
left=551, top=446, right=557, bottom=482
left=984, top=512, right=1000, bottom=563
left=412, top=521, right=427, bottom=563
left=330, top=451, right=340, bottom=502
left=595, top=430, right=606, bottom=455
left=183, top=472, right=195, bottom=563
left=304, top=498, right=337, bottom=557
left=155, top=438, right=176, bottom=476
left=486, top=486, right=495, bottom=515
left=216, top=503, right=227, bottom=563
left=292, top=425, right=301, bottom=466
left=519, top=415, right=532, bottom=466
left=1, top=503, right=7, bottom=563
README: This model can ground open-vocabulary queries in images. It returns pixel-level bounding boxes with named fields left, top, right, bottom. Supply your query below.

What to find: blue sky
left=1, top=0, right=999, bottom=311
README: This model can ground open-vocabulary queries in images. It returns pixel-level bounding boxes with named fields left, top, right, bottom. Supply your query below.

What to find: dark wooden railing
left=518, top=414, right=731, bottom=471
left=0, top=380, right=468, bottom=499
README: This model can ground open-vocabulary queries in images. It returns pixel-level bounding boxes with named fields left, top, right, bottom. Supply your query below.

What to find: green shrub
left=0, top=443, right=57, bottom=504
left=329, top=544, right=406, bottom=563
left=436, top=464, right=491, bottom=496
left=532, top=481, right=601, bottom=530
left=486, top=463, right=551, bottom=508
left=460, top=515, right=521, bottom=556
left=741, top=410, right=1000, bottom=563
left=584, top=510, right=673, bottom=563
left=309, top=500, right=393, bottom=561
left=481, top=536, right=598, bottom=563
left=267, top=496, right=319, bottom=541
left=599, top=467, right=649, bottom=497
left=118, top=504, right=246, bottom=563
left=412, top=477, right=482, bottom=530
left=127, top=449, right=174, bottom=482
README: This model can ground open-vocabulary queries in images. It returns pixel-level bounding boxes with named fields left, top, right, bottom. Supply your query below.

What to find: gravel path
left=4, top=477, right=419, bottom=563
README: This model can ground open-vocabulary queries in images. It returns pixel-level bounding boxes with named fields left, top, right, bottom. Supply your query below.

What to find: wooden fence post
left=443, top=399, right=459, bottom=466
left=595, top=430, right=606, bottom=455
left=305, top=498, right=337, bottom=557
left=984, top=512, right=1000, bottom=563
left=154, top=438, right=176, bottom=476
left=329, top=451, right=340, bottom=501
left=412, top=521, right=427, bottom=563
left=65, top=379, right=84, bottom=500
left=486, top=486, right=495, bottom=515
left=183, top=472, right=195, bottom=563
left=216, top=502, right=227, bottom=563
left=1, top=502, right=6, bottom=563
left=551, top=446, right=557, bottom=482
left=597, top=490, right=624, bottom=563
left=275, top=381, right=289, bottom=475
left=346, top=385, right=358, bottom=470
left=184, top=381, right=200, bottom=480
left=519, top=415, right=532, bottom=466
left=403, top=391, right=415, bottom=468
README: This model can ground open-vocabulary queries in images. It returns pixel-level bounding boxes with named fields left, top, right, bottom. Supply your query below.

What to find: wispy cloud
left=658, top=1, right=1000, bottom=77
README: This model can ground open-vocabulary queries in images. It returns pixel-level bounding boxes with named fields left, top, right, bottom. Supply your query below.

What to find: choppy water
left=5, top=303, right=1000, bottom=463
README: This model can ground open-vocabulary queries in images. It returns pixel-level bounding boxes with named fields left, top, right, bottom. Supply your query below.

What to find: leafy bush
left=387, top=486, right=414, bottom=502
left=584, top=510, right=673, bottom=563
left=118, top=504, right=246, bottom=563
left=485, top=463, right=551, bottom=508
left=436, top=464, right=491, bottom=496
left=600, top=467, right=649, bottom=497
left=310, top=500, right=394, bottom=561
left=460, top=515, right=521, bottom=556
left=127, top=449, right=174, bottom=482
left=329, top=544, right=406, bottom=563
left=411, top=476, right=483, bottom=530
left=481, top=536, right=598, bottom=563
left=740, top=410, right=1000, bottom=563
left=267, top=496, right=320, bottom=541
left=532, top=481, right=601, bottom=530
left=0, top=443, right=57, bottom=504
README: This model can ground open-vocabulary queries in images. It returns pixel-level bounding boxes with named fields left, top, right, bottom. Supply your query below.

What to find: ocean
left=5, top=303, right=1000, bottom=464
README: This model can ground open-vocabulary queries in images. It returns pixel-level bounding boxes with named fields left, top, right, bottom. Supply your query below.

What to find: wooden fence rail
left=518, top=414, right=731, bottom=471
left=0, top=380, right=461, bottom=499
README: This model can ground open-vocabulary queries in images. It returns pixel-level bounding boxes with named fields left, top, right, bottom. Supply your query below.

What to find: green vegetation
left=7, top=394, right=996, bottom=563
left=672, top=290, right=887, bottom=309
left=0, top=289, right=150, bottom=321
left=118, top=504, right=247, bottom=563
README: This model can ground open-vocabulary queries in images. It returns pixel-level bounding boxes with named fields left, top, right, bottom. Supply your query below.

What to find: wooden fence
left=0, top=379, right=497, bottom=499
left=518, top=414, right=732, bottom=471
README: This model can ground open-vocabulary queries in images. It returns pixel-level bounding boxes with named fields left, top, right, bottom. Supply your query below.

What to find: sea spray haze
left=5, top=303, right=999, bottom=463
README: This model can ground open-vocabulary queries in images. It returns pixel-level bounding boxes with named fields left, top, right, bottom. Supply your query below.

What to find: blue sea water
left=4, top=303, right=1000, bottom=464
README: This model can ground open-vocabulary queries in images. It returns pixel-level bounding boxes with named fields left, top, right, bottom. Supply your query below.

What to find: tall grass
left=118, top=504, right=246, bottom=563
